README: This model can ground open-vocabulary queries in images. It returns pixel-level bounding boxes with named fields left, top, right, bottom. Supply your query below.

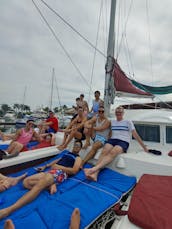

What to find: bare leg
left=82, top=127, right=93, bottom=149
left=6, top=142, right=23, bottom=154
left=69, top=208, right=80, bottom=229
left=7, top=173, right=27, bottom=187
left=4, top=219, right=15, bottom=229
left=0, top=173, right=7, bottom=180
left=58, top=131, right=82, bottom=150
left=0, top=173, right=54, bottom=220
left=81, top=141, right=102, bottom=167
left=61, top=133, right=68, bottom=145
left=82, top=135, right=90, bottom=149
left=84, top=144, right=123, bottom=181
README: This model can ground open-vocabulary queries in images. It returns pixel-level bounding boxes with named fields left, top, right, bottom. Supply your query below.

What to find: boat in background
left=0, top=0, right=172, bottom=228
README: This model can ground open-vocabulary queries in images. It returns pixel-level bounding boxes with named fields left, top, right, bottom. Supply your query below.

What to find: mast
left=50, top=68, right=54, bottom=111
left=22, top=86, right=27, bottom=116
left=104, top=0, right=117, bottom=116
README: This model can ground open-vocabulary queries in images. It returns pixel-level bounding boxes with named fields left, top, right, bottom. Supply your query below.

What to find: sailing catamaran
left=0, top=0, right=172, bottom=228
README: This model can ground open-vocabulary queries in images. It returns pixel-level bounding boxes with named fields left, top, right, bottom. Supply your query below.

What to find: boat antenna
left=104, top=0, right=117, bottom=116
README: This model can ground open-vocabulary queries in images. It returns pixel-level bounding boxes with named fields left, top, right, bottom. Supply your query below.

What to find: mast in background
left=21, top=86, right=27, bottom=116
left=104, top=0, right=116, bottom=116
left=50, top=68, right=55, bottom=111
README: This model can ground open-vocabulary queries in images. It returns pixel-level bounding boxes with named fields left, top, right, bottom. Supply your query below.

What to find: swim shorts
left=94, top=134, right=106, bottom=145
left=48, top=169, right=68, bottom=184
left=106, top=139, right=129, bottom=152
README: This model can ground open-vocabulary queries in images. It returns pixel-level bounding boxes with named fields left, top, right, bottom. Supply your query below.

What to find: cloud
left=0, top=0, right=172, bottom=110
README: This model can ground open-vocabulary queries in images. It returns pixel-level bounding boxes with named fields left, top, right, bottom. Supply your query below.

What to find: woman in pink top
left=0, top=120, right=40, bottom=159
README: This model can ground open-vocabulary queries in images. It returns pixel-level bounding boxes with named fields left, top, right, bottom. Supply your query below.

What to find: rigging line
left=124, top=35, right=134, bottom=78
left=146, top=0, right=154, bottom=84
left=88, top=0, right=104, bottom=105
left=54, top=69, right=62, bottom=108
left=115, top=0, right=120, bottom=58
left=69, top=177, right=120, bottom=200
left=151, top=95, right=172, bottom=109
left=54, top=70, right=66, bottom=122
left=32, top=0, right=91, bottom=90
left=39, top=0, right=106, bottom=59
left=103, top=0, right=108, bottom=61
left=122, top=35, right=131, bottom=76
left=116, top=0, right=133, bottom=59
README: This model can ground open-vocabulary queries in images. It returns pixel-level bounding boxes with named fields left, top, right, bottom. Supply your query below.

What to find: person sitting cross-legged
left=0, top=140, right=82, bottom=220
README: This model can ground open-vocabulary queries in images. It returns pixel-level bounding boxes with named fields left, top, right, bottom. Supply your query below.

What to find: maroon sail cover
left=128, top=174, right=172, bottom=229
left=113, top=62, right=153, bottom=97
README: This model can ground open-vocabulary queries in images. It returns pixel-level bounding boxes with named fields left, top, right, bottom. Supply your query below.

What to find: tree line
left=0, top=103, right=69, bottom=117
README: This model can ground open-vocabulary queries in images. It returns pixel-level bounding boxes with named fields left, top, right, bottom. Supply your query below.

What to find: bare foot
left=82, top=142, right=90, bottom=149
left=70, top=208, right=80, bottom=229
left=84, top=168, right=98, bottom=181
left=0, top=208, right=11, bottom=220
left=57, top=145, right=66, bottom=151
left=9, top=173, right=27, bottom=186
left=4, top=219, right=15, bottom=229
left=0, top=131, right=4, bottom=141
left=85, top=173, right=98, bottom=181
left=84, top=167, right=96, bottom=175
left=49, top=184, right=57, bottom=195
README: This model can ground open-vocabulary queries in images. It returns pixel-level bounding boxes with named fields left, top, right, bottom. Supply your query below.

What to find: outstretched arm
left=36, top=158, right=61, bottom=172
left=132, top=129, right=148, bottom=152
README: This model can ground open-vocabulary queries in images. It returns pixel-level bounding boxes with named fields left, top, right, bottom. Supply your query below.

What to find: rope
left=88, top=0, right=104, bottom=105
left=116, top=0, right=133, bottom=59
left=69, top=177, right=120, bottom=200
left=146, top=0, right=154, bottom=84
left=39, top=0, right=106, bottom=58
left=32, top=0, right=92, bottom=90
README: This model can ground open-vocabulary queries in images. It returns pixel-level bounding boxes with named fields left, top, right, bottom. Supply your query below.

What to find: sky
left=0, top=0, right=172, bottom=111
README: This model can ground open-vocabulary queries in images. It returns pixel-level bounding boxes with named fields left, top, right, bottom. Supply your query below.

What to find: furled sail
left=113, top=61, right=153, bottom=98
left=131, top=80, right=172, bottom=95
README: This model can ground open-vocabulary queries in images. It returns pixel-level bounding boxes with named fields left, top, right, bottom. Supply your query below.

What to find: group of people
left=57, top=90, right=104, bottom=151
left=0, top=90, right=149, bottom=227
left=0, top=139, right=83, bottom=227
left=0, top=111, right=58, bottom=159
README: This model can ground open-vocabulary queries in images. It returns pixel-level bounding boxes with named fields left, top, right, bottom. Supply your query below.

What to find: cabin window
left=134, top=124, right=160, bottom=142
left=166, top=126, right=172, bottom=143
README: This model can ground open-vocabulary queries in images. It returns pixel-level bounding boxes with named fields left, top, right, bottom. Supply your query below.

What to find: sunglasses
left=74, top=143, right=81, bottom=147
left=98, top=110, right=104, bottom=113
left=28, top=122, right=34, bottom=125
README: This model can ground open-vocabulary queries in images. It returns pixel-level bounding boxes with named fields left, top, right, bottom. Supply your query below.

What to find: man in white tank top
left=84, top=106, right=148, bottom=181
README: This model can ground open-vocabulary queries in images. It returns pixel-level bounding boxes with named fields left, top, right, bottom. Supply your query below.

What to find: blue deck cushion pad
left=0, top=150, right=136, bottom=229
left=0, top=141, right=39, bottom=151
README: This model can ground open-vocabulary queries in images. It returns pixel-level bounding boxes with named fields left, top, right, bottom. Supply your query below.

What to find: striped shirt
left=111, top=119, right=135, bottom=143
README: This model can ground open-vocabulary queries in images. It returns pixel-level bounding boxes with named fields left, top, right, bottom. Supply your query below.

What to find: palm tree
left=13, top=103, right=20, bottom=113
left=1, top=104, right=11, bottom=115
